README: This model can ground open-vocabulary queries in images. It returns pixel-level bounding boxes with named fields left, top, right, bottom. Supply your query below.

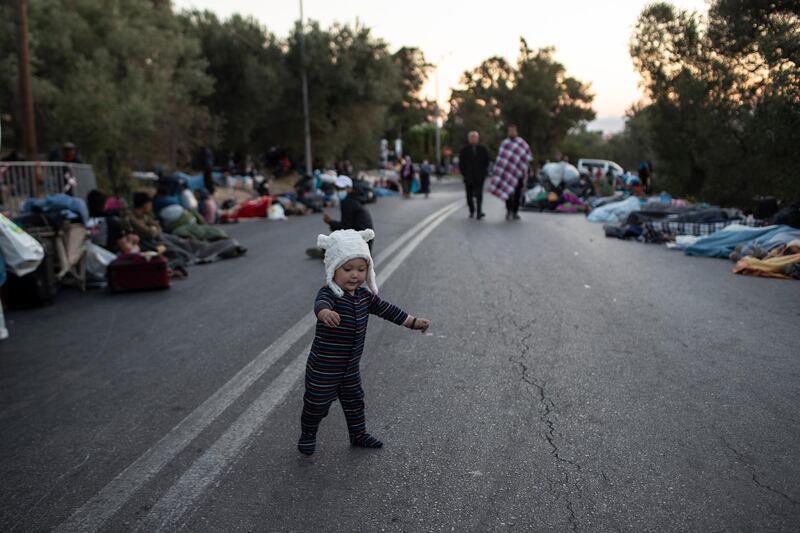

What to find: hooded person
left=297, top=229, right=430, bottom=455
left=306, top=175, right=374, bottom=258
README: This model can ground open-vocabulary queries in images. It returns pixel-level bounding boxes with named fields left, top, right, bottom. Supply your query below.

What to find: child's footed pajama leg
left=299, top=381, right=336, bottom=455
left=339, top=372, right=383, bottom=449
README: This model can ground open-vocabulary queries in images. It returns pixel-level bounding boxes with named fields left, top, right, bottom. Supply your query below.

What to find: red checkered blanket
left=488, top=137, right=532, bottom=200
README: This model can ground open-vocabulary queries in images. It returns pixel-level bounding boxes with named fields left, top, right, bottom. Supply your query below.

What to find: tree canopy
left=3, top=0, right=797, bottom=206
left=0, top=1, right=431, bottom=178
left=627, top=0, right=800, bottom=204
left=446, top=39, right=595, bottom=157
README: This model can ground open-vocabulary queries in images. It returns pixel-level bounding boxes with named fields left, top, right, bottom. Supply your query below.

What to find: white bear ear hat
left=317, top=229, right=378, bottom=297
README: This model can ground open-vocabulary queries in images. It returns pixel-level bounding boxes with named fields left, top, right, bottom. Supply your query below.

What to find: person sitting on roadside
left=87, top=189, right=140, bottom=255
left=306, top=175, right=374, bottom=258
left=107, top=217, right=139, bottom=255
left=592, top=167, right=614, bottom=197
left=129, top=192, right=163, bottom=242
left=128, top=192, right=192, bottom=273
left=575, top=170, right=594, bottom=199
left=153, top=176, right=182, bottom=214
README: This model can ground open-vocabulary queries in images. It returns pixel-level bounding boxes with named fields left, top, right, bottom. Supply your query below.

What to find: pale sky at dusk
left=174, top=0, right=709, bottom=132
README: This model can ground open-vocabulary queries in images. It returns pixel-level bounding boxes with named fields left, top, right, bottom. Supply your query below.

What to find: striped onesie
left=298, top=286, right=408, bottom=454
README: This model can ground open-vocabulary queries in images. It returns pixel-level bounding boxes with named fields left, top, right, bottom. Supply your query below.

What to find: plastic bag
left=268, top=204, right=287, bottom=220
left=525, top=185, right=545, bottom=203
left=0, top=213, right=44, bottom=276
left=542, top=162, right=580, bottom=187
left=85, top=242, right=116, bottom=278
left=181, top=189, right=198, bottom=210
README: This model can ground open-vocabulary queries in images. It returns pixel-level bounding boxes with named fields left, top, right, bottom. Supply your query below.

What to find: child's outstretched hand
left=318, top=309, right=341, bottom=327
left=406, top=316, right=430, bottom=333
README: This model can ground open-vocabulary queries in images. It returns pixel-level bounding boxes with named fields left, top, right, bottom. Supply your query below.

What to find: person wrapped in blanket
left=488, top=124, right=533, bottom=220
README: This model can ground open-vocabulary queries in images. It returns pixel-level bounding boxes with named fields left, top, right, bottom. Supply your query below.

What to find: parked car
left=577, top=159, right=624, bottom=179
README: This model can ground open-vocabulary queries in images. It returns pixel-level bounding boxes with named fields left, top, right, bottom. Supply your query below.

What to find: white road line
left=378, top=203, right=461, bottom=282
left=55, top=199, right=461, bottom=533
left=135, top=201, right=460, bottom=532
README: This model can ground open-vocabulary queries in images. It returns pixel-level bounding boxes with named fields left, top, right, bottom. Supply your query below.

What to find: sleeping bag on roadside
left=587, top=196, right=641, bottom=223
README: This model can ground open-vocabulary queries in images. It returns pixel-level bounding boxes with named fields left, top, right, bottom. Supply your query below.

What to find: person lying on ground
left=128, top=192, right=198, bottom=270
left=298, top=229, right=430, bottom=456
left=158, top=203, right=229, bottom=242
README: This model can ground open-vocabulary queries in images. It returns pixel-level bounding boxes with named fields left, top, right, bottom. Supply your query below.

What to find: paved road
left=1, top=181, right=799, bottom=532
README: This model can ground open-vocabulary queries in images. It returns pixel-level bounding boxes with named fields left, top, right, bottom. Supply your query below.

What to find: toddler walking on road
left=298, top=229, right=430, bottom=455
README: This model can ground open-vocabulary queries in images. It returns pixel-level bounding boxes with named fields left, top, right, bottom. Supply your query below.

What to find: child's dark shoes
left=349, top=432, right=383, bottom=449
left=297, top=433, right=317, bottom=455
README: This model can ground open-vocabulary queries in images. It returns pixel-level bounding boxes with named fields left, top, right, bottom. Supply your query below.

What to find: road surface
left=1, top=181, right=799, bottom=532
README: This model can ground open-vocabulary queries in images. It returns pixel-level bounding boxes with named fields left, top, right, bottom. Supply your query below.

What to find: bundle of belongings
left=523, top=162, right=593, bottom=214
left=1, top=212, right=55, bottom=309
left=524, top=185, right=590, bottom=213
left=2, top=194, right=90, bottom=308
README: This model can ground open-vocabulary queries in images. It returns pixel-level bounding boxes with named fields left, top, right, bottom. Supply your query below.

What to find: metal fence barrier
left=0, top=161, right=97, bottom=215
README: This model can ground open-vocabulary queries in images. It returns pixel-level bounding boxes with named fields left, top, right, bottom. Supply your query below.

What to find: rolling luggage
left=108, top=253, right=170, bottom=292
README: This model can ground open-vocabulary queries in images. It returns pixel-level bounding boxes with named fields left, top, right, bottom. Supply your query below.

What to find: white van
left=576, top=159, right=624, bottom=179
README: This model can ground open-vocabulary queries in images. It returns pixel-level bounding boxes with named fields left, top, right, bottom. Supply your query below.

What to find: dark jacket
left=458, top=143, right=490, bottom=184
left=329, top=195, right=373, bottom=232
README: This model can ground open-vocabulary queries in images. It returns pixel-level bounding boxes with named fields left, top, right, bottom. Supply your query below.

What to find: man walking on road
left=458, top=131, right=490, bottom=219
left=489, top=124, right=533, bottom=220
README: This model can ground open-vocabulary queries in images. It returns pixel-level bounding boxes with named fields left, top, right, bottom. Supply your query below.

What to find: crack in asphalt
left=475, top=250, right=589, bottom=531
left=723, top=439, right=799, bottom=506
left=504, top=311, right=583, bottom=532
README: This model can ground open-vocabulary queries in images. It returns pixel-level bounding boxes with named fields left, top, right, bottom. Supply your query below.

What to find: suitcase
left=108, top=253, right=170, bottom=292
left=1, top=238, right=59, bottom=309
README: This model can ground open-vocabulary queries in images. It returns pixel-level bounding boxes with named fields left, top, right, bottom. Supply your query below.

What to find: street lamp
left=433, top=52, right=452, bottom=175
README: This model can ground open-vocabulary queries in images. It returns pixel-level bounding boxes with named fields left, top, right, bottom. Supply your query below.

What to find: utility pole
left=16, top=0, right=37, bottom=161
left=434, top=69, right=441, bottom=174
left=298, top=0, right=312, bottom=175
